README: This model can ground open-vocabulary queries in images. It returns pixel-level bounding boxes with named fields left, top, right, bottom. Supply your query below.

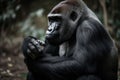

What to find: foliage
left=19, top=9, right=46, bottom=40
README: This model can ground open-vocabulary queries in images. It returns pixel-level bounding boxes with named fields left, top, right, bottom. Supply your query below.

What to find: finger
left=31, top=38, right=38, bottom=45
left=31, top=39, right=41, bottom=48
left=30, top=39, right=42, bottom=52
left=28, top=43, right=38, bottom=54
left=38, top=40, right=45, bottom=46
left=27, top=49, right=31, bottom=54
left=27, top=49, right=36, bottom=59
left=38, top=47, right=43, bottom=52
left=28, top=43, right=36, bottom=50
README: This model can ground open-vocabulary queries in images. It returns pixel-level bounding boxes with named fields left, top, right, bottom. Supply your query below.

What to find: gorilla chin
left=45, top=33, right=61, bottom=45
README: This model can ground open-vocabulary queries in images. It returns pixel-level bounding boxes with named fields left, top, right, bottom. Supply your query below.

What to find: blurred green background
left=0, top=0, right=120, bottom=80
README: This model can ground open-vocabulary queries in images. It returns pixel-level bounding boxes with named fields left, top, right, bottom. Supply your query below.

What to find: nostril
left=48, top=24, right=55, bottom=32
left=48, top=28, right=52, bottom=32
left=48, top=26, right=52, bottom=31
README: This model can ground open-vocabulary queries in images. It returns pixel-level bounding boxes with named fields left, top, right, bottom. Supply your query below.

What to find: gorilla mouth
left=45, top=33, right=61, bottom=45
left=45, top=33, right=59, bottom=40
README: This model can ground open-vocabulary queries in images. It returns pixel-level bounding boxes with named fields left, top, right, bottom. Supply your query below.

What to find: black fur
left=22, top=0, right=118, bottom=80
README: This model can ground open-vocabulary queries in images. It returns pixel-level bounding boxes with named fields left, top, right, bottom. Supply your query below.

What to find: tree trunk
left=99, top=0, right=108, bottom=28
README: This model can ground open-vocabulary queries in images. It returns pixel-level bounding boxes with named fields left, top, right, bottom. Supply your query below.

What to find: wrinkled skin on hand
left=22, top=36, right=45, bottom=59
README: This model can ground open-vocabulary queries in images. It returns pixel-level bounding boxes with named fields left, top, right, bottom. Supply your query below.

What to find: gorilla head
left=45, top=0, right=84, bottom=45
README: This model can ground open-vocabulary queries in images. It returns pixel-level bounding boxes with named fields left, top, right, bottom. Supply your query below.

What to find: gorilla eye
left=70, top=11, right=78, bottom=21
left=49, top=17, right=62, bottom=22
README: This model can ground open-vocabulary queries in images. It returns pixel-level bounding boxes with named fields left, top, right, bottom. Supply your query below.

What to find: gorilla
left=22, top=0, right=118, bottom=80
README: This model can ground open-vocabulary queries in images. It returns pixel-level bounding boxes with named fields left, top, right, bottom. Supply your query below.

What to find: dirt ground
left=0, top=52, right=27, bottom=80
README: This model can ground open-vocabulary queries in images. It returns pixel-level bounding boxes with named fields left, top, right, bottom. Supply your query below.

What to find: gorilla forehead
left=50, top=0, right=81, bottom=14
left=50, top=3, right=71, bottom=14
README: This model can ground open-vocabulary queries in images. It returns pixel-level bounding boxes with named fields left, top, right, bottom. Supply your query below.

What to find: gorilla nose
left=48, top=28, right=52, bottom=32
left=46, top=27, right=54, bottom=35
left=47, top=26, right=54, bottom=33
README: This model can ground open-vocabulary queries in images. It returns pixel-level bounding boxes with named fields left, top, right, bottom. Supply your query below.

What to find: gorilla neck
left=59, top=37, right=76, bottom=57
left=86, top=8, right=101, bottom=24
left=59, top=43, right=67, bottom=56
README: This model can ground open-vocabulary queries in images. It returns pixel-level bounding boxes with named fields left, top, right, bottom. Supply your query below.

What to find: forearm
left=24, top=57, right=84, bottom=78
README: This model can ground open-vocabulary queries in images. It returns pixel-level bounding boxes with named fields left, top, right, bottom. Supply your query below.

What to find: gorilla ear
left=70, top=11, right=78, bottom=21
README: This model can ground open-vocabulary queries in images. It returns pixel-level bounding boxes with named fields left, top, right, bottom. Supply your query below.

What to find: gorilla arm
left=24, top=19, right=113, bottom=79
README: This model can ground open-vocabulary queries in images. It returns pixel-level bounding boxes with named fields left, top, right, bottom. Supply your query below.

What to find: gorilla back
left=22, top=0, right=118, bottom=80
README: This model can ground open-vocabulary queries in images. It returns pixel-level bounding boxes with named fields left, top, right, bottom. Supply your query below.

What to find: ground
left=0, top=37, right=27, bottom=80
left=0, top=52, right=27, bottom=80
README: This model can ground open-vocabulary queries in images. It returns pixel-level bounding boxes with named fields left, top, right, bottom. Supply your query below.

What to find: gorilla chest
left=59, top=44, right=66, bottom=56
left=59, top=43, right=73, bottom=57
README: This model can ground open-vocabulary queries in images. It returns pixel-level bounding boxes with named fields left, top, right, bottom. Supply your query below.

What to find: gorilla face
left=45, top=4, right=80, bottom=45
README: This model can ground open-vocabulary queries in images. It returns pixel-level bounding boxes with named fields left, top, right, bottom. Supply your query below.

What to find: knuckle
left=28, top=43, right=32, bottom=46
left=38, top=40, right=45, bottom=46
left=38, top=48, right=42, bottom=52
left=30, top=45, right=35, bottom=49
left=27, top=49, right=31, bottom=53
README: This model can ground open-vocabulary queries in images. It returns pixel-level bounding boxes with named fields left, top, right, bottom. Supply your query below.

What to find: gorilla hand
left=22, top=36, right=45, bottom=60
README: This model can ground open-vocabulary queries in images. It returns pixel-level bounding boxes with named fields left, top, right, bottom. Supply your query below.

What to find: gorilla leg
left=27, top=72, right=46, bottom=80
left=27, top=72, right=35, bottom=80
left=77, top=75, right=101, bottom=80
